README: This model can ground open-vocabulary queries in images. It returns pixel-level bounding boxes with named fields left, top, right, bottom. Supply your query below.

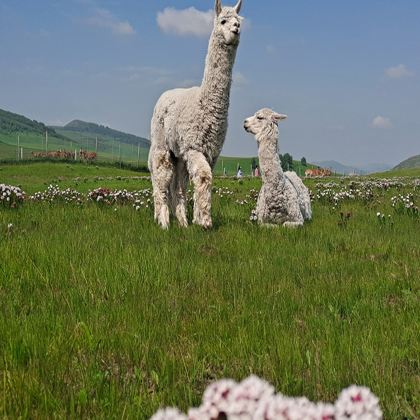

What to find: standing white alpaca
left=244, top=108, right=312, bottom=227
left=148, top=0, right=244, bottom=229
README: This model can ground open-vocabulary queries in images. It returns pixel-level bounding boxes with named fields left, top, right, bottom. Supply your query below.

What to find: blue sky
left=1, top=0, right=419, bottom=166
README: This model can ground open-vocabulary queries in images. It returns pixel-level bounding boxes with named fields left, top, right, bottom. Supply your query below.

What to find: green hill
left=53, top=120, right=150, bottom=149
left=0, top=109, right=150, bottom=163
left=393, top=154, right=420, bottom=170
left=0, top=108, right=61, bottom=138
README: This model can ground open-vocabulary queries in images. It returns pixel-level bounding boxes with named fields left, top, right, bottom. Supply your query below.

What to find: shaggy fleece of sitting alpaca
left=148, top=0, right=243, bottom=229
left=244, top=108, right=312, bottom=227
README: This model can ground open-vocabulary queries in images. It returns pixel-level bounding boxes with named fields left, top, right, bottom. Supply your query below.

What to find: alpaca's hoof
left=178, top=219, right=189, bottom=228
left=283, top=221, right=303, bottom=228
left=194, top=218, right=212, bottom=230
left=202, top=221, right=212, bottom=230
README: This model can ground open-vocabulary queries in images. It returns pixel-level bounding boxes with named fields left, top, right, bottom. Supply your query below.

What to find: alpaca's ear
left=215, top=0, right=222, bottom=16
left=234, top=0, right=243, bottom=14
left=272, top=113, right=288, bottom=123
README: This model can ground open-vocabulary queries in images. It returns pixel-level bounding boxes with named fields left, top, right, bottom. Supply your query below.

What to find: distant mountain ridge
left=393, top=154, right=420, bottom=170
left=314, top=160, right=392, bottom=175
left=52, top=120, right=150, bottom=148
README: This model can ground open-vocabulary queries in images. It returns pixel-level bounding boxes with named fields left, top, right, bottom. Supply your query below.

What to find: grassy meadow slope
left=0, top=108, right=74, bottom=159
left=372, top=167, right=420, bottom=178
left=52, top=119, right=150, bottom=148
left=0, top=140, right=20, bottom=160
left=393, top=154, right=420, bottom=170
left=0, top=163, right=419, bottom=418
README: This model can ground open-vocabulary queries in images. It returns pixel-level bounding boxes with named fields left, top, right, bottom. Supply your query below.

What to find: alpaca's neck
left=257, top=126, right=285, bottom=185
left=200, top=33, right=238, bottom=111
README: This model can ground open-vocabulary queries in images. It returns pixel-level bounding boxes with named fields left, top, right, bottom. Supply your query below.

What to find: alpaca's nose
left=232, top=21, right=240, bottom=34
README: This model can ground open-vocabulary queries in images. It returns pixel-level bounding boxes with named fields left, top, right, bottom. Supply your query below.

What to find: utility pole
left=45, top=130, right=48, bottom=153
left=17, top=135, right=20, bottom=160
left=95, top=137, right=98, bottom=153
left=137, top=143, right=140, bottom=167
left=119, top=142, right=121, bottom=167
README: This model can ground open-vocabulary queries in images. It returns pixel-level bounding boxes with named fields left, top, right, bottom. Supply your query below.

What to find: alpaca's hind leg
left=185, top=150, right=213, bottom=229
left=170, top=160, right=189, bottom=227
left=150, top=149, right=174, bottom=229
left=283, top=203, right=304, bottom=228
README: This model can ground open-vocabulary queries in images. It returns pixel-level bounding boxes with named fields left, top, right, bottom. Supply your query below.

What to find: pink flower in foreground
left=335, top=386, right=382, bottom=419
left=150, top=407, right=187, bottom=420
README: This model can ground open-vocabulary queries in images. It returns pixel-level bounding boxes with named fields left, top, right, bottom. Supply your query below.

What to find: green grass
left=0, top=162, right=149, bottom=194
left=213, top=156, right=312, bottom=176
left=0, top=140, right=19, bottom=160
left=53, top=129, right=150, bottom=164
left=1, top=131, right=309, bottom=176
left=372, top=167, right=420, bottom=178
left=0, top=163, right=419, bottom=418
left=0, top=132, right=75, bottom=157
left=0, top=131, right=150, bottom=165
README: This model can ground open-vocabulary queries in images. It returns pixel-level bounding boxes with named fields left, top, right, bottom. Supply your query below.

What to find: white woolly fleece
left=148, top=4, right=243, bottom=229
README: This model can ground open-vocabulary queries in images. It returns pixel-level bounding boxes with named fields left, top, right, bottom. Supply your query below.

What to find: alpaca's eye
left=221, top=19, right=227, bottom=25
left=257, top=116, right=264, bottom=120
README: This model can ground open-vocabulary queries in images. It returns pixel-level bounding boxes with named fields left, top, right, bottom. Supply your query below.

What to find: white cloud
left=233, top=71, right=248, bottom=87
left=266, top=44, right=277, bottom=55
left=85, top=9, right=135, bottom=36
left=385, top=64, right=414, bottom=79
left=371, top=116, right=392, bottom=129
left=157, top=7, right=214, bottom=37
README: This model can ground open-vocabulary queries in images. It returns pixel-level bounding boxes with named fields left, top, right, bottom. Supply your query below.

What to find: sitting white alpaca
left=244, top=108, right=312, bottom=227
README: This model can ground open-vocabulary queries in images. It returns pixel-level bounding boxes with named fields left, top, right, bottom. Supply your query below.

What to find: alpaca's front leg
left=186, top=150, right=213, bottom=229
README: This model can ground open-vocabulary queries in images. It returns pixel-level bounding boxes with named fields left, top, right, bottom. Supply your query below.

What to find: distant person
left=223, top=167, right=227, bottom=176
left=237, top=166, right=243, bottom=178
left=254, top=165, right=260, bottom=177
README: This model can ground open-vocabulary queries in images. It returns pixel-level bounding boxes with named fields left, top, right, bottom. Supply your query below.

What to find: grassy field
left=373, top=167, right=420, bottom=178
left=0, top=131, right=150, bottom=165
left=213, top=156, right=313, bottom=177
left=1, top=132, right=311, bottom=177
left=0, top=132, right=75, bottom=157
left=0, top=162, right=149, bottom=194
left=0, top=163, right=419, bottom=418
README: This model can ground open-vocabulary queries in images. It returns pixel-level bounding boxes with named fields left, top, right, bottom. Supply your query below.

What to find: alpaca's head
left=213, top=0, right=243, bottom=46
left=244, top=108, right=288, bottom=140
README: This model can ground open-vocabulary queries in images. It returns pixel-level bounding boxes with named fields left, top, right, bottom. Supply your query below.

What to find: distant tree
left=281, top=153, right=293, bottom=171
left=279, top=153, right=285, bottom=170
left=301, top=157, right=307, bottom=166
